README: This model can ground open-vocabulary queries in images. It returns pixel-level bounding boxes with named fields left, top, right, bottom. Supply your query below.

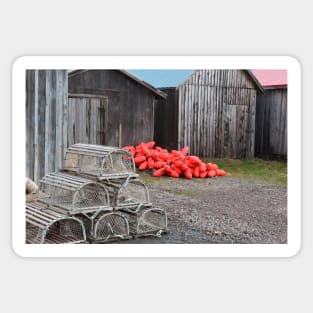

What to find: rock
left=26, top=177, right=39, bottom=195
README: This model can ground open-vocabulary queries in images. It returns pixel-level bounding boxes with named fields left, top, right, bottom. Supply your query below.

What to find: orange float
left=123, top=142, right=227, bottom=179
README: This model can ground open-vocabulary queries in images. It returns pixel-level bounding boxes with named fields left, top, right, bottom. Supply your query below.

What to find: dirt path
left=121, top=176, right=287, bottom=244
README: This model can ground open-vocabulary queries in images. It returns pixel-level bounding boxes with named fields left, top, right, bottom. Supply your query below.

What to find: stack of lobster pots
left=25, top=143, right=168, bottom=244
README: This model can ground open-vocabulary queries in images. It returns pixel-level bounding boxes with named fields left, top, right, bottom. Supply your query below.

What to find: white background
left=12, top=56, right=301, bottom=258
left=1, top=1, right=311, bottom=312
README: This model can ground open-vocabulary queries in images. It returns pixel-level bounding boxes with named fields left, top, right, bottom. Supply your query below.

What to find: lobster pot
left=121, top=207, right=168, bottom=238
left=103, top=178, right=152, bottom=209
left=78, top=211, right=130, bottom=243
left=63, top=143, right=138, bottom=180
left=39, top=172, right=112, bottom=215
left=26, top=202, right=87, bottom=244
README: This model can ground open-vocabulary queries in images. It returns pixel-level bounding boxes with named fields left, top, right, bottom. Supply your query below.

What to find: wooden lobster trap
left=77, top=211, right=131, bottom=243
left=38, top=172, right=112, bottom=215
left=103, top=178, right=152, bottom=210
left=63, top=143, right=138, bottom=180
left=26, top=202, right=87, bottom=244
left=120, top=207, right=168, bottom=238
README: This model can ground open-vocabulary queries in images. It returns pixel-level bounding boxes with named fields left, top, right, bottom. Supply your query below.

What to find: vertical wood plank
left=202, top=84, right=206, bottom=156
left=44, top=70, right=51, bottom=175
left=182, top=85, right=189, bottom=146
left=90, top=98, right=97, bottom=144
left=206, top=86, right=211, bottom=157
left=212, top=86, right=217, bottom=157
left=282, top=89, right=288, bottom=156
left=250, top=90, right=256, bottom=157
left=46, top=70, right=56, bottom=174
left=62, top=70, right=68, bottom=162
left=36, top=70, right=46, bottom=182
left=177, top=86, right=182, bottom=149
left=186, top=84, right=191, bottom=150
left=33, top=70, right=39, bottom=183
left=26, top=70, right=35, bottom=180
left=56, top=70, right=64, bottom=171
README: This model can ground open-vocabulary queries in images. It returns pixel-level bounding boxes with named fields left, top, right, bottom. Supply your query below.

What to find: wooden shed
left=26, top=70, right=68, bottom=183
left=154, top=70, right=264, bottom=158
left=253, top=70, right=287, bottom=159
left=68, top=70, right=166, bottom=148
left=26, top=69, right=166, bottom=183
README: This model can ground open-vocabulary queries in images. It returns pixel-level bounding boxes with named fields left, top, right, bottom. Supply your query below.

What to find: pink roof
left=251, top=70, right=287, bottom=88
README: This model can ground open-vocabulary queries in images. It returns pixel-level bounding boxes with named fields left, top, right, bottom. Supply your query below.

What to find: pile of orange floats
left=123, top=141, right=227, bottom=179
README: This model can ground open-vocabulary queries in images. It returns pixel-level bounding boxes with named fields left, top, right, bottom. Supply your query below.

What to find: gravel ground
left=121, top=176, right=287, bottom=244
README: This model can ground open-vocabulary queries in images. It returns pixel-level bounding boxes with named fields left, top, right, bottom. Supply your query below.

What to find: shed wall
left=154, top=87, right=178, bottom=149
left=255, top=88, right=287, bottom=158
left=26, top=70, right=68, bottom=183
left=68, top=70, right=155, bottom=147
left=177, top=70, right=257, bottom=158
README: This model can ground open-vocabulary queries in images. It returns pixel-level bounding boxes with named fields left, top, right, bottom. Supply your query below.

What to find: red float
left=123, top=142, right=227, bottom=179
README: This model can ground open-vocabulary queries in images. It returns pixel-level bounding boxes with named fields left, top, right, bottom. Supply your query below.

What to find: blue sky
left=127, top=70, right=194, bottom=88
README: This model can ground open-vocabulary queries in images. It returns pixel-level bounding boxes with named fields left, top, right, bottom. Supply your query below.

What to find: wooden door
left=67, top=95, right=108, bottom=146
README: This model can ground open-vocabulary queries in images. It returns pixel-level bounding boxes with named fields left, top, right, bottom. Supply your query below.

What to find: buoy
left=207, top=170, right=217, bottom=178
left=147, top=157, right=155, bottom=169
left=199, top=162, right=206, bottom=172
left=181, top=146, right=189, bottom=155
left=134, top=155, right=146, bottom=165
left=139, top=161, right=148, bottom=170
left=199, top=171, right=207, bottom=178
left=146, top=141, right=156, bottom=149
left=154, top=161, right=166, bottom=169
left=184, top=169, right=193, bottom=179
left=153, top=168, right=165, bottom=177
left=216, top=169, right=226, bottom=176
left=170, top=170, right=180, bottom=178
left=124, top=142, right=227, bottom=179
left=193, top=166, right=200, bottom=178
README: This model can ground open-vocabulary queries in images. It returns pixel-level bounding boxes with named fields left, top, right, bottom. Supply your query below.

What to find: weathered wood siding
left=26, top=70, right=68, bottom=183
left=67, top=95, right=109, bottom=147
left=176, top=69, right=258, bottom=158
left=255, top=88, right=287, bottom=158
left=154, top=88, right=178, bottom=149
left=68, top=70, right=156, bottom=147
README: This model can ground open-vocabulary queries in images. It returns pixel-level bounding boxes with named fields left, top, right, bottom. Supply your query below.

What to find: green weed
left=204, top=158, right=287, bottom=185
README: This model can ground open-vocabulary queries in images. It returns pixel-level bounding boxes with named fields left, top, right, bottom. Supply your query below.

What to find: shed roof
left=177, top=70, right=264, bottom=93
left=251, top=70, right=287, bottom=88
left=127, top=70, right=195, bottom=88
left=128, top=69, right=264, bottom=93
left=68, top=70, right=167, bottom=99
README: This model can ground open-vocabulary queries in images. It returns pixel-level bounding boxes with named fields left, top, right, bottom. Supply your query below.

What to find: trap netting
left=121, top=207, right=168, bottom=238
left=26, top=202, right=87, bottom=244
left=78, top=211, right=130, bottom=243
left=63, top=143, right=138, bottom=180
left=38, top=172, right=112, bottom=215
left=102, top=178, right=152, bottom=209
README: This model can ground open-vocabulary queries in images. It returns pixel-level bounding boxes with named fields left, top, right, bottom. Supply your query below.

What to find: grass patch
left=138, top=158, right=287, bottom=185
left=204, top=158, right=287, bottom=185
